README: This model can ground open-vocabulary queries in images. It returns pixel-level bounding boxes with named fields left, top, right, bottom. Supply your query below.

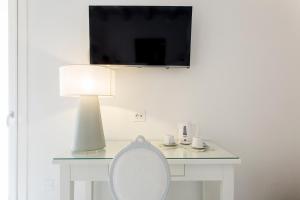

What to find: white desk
left=53, top=141, right=241, bottom=200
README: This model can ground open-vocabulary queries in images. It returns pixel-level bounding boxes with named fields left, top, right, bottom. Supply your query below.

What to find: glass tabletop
left=53, top=140, right=239, bottom=160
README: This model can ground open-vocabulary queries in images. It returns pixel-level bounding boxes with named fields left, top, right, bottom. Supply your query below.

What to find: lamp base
left=73, top=96, right=105, bottom=153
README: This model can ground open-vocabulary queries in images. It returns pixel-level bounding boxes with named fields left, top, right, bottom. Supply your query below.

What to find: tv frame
left=88, top=5, right=193, bottom=69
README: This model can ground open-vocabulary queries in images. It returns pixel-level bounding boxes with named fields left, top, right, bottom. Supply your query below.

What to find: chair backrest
left=109, top=136, right=170, bottom=200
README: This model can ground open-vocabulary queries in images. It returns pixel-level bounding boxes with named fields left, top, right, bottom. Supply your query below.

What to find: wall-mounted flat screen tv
left=89, top=6, right=193, bottom=67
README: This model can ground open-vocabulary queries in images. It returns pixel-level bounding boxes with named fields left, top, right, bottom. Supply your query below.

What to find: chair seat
left=109, top=136, right=170, bottom=200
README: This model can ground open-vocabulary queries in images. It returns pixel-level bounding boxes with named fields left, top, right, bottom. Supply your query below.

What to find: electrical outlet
left=133, top=111, right=146, bottom=122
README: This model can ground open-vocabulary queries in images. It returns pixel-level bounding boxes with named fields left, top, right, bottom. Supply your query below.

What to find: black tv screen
left=89, top=6, right=193, bottom=67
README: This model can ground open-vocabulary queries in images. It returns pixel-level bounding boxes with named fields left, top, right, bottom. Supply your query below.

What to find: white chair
left=109, top=136, right=170, bottom=200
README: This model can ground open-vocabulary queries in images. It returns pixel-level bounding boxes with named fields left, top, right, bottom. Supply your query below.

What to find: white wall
left=25, top=0, right=300, bottom=200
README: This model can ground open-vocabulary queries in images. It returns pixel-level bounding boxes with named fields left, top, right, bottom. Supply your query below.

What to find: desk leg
left=86, top=182, right=94, bottom=200
left=220, top=166, right=234, bottom=200
left=60, top=165, right=74, bottom=200
left=202, top=181, right=206, bottom=200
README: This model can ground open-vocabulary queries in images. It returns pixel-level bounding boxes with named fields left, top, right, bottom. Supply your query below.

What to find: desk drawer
left=71, top=165, right=109, bottom=181
left=70, top=164, right=185, bottom=180
left=170, top=164, right=185, bottom=176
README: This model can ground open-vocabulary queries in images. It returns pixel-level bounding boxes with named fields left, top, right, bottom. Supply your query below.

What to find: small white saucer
left=191, top=143, right=208, bottom=150
left=162, top=143, right=177, bottom=147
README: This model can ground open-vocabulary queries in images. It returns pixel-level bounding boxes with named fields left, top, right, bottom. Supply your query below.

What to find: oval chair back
left=109, top=136, right=170, bottom=200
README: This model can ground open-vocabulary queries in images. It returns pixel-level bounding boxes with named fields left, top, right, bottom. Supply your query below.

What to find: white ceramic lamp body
left=60, top=65, right=114, bottom=152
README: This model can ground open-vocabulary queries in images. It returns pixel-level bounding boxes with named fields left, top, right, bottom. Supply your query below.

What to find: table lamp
left=59, top=65, right=115, bottom=153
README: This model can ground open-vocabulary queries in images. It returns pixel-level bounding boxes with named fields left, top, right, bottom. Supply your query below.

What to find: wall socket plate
left=132, top=111, right=146, bottom=122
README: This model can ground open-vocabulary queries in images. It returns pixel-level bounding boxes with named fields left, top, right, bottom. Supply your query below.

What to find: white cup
left=192, top=137, right=204, bottom=149
left=164, top=135, right=176, bottom=145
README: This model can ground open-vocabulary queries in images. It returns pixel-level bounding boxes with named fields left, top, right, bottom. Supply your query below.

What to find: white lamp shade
left=59, top=65, right=115, bottom=97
